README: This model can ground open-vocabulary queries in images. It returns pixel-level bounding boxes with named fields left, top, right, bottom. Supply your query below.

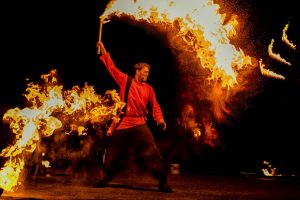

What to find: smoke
left=163, top=23, right=264, bottom=150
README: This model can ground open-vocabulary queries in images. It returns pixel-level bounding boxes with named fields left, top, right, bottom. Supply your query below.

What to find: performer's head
left=134, top=62, right=150, bottom=82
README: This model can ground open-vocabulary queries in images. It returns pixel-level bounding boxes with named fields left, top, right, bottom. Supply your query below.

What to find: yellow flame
left=259, top=59, right=285, bottom=80
left=192, top=127, right=201, bottom=140
left=42, top=160, right=51, bottom=168
left=282, top=23, right=296, bottom=50
left=0, top=159, right=24, bottom=191
left=268, top=39, right=291, bottom=66
left=262, top=160, right=281, bottom=176
left=0, top=69, right=125, bottom=191
left=101, top=0, right=252, bottom=88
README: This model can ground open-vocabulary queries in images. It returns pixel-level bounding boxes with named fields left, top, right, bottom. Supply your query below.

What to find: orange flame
left=0, top=69, right=125, bottom=192
left=268, top=39, right=291, bottom=66
left=101, top=0, right=252, bottom=88
left=260, top=23, right=298, bottom=80
left=42, top=160, right=51, bottom=168
left=262, top=160, right=282, bottom=177
left=282, top=23, right=296, bottom=50
left=259, top=59, right=285, bottom=80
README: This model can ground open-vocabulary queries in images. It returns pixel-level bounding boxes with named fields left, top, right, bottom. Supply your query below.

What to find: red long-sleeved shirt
left=100, top=52, right=164, bottom=130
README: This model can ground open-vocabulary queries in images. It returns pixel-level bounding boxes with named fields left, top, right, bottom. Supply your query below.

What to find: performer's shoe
left=93, top=179, right=109, bottom=188
left=159, top=182, right=173, bottom=193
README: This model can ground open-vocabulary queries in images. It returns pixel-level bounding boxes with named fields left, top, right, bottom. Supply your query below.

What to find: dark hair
left=134, top=62, right=150, bottom=70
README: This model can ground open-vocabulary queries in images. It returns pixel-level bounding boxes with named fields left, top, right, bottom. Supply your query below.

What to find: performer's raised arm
left=99, top=42, right=127, bottom=87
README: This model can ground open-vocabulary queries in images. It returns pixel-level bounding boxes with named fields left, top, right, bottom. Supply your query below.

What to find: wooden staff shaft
left=97, top=16, right=104, bottom=54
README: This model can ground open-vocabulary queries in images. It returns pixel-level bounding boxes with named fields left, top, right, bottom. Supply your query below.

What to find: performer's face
left=137, top=67, right=149, bottom=82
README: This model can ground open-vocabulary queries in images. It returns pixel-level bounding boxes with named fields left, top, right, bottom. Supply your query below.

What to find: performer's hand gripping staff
left=99, top=41, right=107, bottom=55
left=97, top=15, right=103, bottom=54
left=97, top=15, right=108, bottom=54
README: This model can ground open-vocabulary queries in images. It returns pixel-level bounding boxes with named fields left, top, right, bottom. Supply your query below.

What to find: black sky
left=1, top=0, right=300, bottom=174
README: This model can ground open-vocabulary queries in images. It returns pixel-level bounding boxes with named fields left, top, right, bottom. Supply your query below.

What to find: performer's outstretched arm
left=99, top=41, right=127, bottom=91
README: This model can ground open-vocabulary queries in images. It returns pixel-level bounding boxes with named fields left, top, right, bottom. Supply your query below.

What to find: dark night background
left=0, top=0, right=300, bottom=175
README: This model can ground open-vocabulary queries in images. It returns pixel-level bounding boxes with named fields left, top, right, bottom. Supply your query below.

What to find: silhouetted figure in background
left=164, top=104, right=202, bottom=169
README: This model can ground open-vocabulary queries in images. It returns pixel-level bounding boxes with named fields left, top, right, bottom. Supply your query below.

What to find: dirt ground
left=1, top=170, right=300, bottom=200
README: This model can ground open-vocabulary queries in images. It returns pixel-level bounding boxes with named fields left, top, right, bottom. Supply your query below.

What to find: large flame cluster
left=0, top=69, right=125, bottom=191
left=101, top=0, right=252, bottom=88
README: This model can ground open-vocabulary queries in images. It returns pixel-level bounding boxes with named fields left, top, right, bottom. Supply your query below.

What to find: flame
left=260, top=23, right=298, bottom=80
left=259, top=59, right=285, bottom=80
left=42, top=160, right=51, bottom=168
left=0, top=69, right=125, bottom=192
left=262, top=160, right=282, bottom=177
left=101, top=0, right=252, bottom=88
left=268, top=39, right=291, bottom=66
left=192, top=127, right=201, bottom=140
left=0, top=159, right=24, bottom=191
left=282, top=23, right=296, bottom=50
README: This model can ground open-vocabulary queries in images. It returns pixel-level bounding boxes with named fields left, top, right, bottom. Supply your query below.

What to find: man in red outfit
left=94, top=42, right=172, bottom=193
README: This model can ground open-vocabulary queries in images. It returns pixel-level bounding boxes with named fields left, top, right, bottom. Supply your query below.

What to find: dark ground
left=1, top=170, right=300, bottom=200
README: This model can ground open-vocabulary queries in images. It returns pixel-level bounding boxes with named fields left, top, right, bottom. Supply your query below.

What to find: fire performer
left=94, top=41, right=172, bottom=193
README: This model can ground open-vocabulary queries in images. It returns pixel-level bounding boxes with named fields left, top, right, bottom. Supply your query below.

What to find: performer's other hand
left=157, top=120, right=167, bottom=131
left=106, top=131, right=113, bottom=136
